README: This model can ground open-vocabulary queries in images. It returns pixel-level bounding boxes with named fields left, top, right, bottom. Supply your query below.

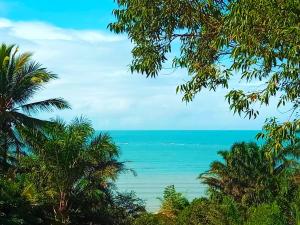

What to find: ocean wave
left=117, top=142, right=129, bottom=145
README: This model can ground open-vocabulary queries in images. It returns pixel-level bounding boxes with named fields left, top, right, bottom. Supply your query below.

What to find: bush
left=133, top=213, right=175, bottom=225
left=158, top=185, right=189, bottom=217
left=177, top=196, right=242, bottom=225
left=0, top=178, right=43, bottom=225
left=245, top=203, right=285, bottom=225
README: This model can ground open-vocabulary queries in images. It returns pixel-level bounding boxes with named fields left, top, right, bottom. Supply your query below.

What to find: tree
left=0, top=44, right=70, bottom=172
left=110, top=192, right=146, bottom=224
left=199, top=142, right=299, bottom=206
left=19, top=117, right=126, bottom=224
left=69, top=191, right=145, bottom=225
left=0, top=177, right=43, bottom=225
left=245, top=203, right=286, bottom=225
left=177, top=196, right=242, bottom=225
left=176, top=198, right=210, bottom=225
left=109, top=0, right=300, bottom=139
left=133, top=213, right=175, bottom=225
left=158, top=185, right=189, bottom=218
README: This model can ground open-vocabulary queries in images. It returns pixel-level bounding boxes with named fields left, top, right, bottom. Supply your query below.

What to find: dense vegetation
left=0, top=44, right=70, bottom=172
left=1, top=0, right=299, bottom=224
left=109, top=1, right=300, bottom=222
left=0, top=45, right=145, bottom=225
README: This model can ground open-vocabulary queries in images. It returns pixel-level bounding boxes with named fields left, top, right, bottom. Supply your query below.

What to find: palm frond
left=10, top=111, right=49, bottom=129
left=20, top=98, right=71, bottom=114
left=11, top=64, right=57, bottom=104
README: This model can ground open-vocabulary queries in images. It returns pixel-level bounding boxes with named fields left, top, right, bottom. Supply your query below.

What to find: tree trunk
left=56, top=191, right=70, bottom=224
left=0, top=128, right=9, bottom=167
left=16, top=144, right=20, bottom=161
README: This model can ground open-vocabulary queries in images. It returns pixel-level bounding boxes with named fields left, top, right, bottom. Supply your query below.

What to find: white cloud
left=10, top=21, right=73, bottom=41
left=0, top=18, right=124, bottom=42
left=0, top=18, right=12, bottom=28
left=73, top=30, right=124, bottom=43
left=0, top=18, right=285, bottom=129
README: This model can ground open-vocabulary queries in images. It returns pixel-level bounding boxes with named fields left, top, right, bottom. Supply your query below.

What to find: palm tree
left=20, top=117, right=126, bottom=224
left=199, top=142, right=299, bottom=206
left=0, top=43, right=70, bottom=171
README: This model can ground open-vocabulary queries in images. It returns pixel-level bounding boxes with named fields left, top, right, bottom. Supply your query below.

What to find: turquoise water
left=108, top=130, right=259, bottom=211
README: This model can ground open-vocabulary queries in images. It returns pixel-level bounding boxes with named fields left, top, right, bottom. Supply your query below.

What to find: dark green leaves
left=0, top=44, right=70, bottom=172
left=110, top=0, right=300, bottom=122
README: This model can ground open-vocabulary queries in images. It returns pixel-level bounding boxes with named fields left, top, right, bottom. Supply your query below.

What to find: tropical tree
left=0, top=43, right=70, bottom=172
left=109, top=0, right=300, bottom=142
left=245, top=203, right=286, bottom=225
left=199, top=142, right=299, bottom=206
left=176, top=196, right=242, bottom=225
left=19, top=117, right=126, bottom=224
left=0, top=177, right=43, bottom=225
left=133, top=212, right=175, bottom=225
left=158, top=185, right=189, bottom=218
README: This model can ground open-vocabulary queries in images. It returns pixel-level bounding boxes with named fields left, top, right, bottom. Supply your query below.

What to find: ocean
left=108, top=130, right=259, bottom=211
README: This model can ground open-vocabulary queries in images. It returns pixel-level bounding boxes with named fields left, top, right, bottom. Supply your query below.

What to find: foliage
left=68, top=191, right=145, bottom=225
left=158, top=185, right=189, bottom=217
left=109, top=0, right=300, bottom=141
left=176, top=198, right=210, bottom=225
left=2, top=1, right=300, bottom=220
left=133, top=213, right=175, bottom=225
left=177, top=196, right=242, bottom=225
left=0, top=42, right=147, bottom=225
left=199, top=142, right=299, bottom=206
left=0, top=43, right=70, bottom=173
left=111, top=192, right=146, bottom=223
left=290, top=188, right=300, bottom=225
left=19, top=117, right=128, bottom=224
left=0, top=177, right=43, bottom=225
left=258, top=118, right=300, bottom=154
left=110, top=4, right=300, bottom=223
left=245, top=203, right=285, bottom=225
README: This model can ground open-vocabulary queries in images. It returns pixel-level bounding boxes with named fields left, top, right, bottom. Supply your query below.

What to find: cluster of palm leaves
left=200, top=142, right=300, bottom=206
left=0, top=44, right=144, bottom=225
left=19, top=118, right=130, bottom=224
left=197, top=141, right=300, bottom=224
left=0, top=43, right=70, bottom=172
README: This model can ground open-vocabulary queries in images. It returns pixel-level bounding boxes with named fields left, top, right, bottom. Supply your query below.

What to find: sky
left=0, top=0, right=287, bottom=130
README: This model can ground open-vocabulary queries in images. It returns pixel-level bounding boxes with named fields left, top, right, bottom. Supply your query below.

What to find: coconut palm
left=0, top=43, right=70, bottom=171
left=199, top=142, right=299, bottom=206
left=20, top=117, right=126, bottom=224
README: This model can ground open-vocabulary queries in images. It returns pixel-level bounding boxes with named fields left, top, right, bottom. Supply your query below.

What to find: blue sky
left=0, top=0, right=286, bottom=130
left=0, top=0, right=115, bottom=29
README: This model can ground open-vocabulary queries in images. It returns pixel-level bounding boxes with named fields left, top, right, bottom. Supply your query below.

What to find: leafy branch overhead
left=109, top=0, right=300, bottom=123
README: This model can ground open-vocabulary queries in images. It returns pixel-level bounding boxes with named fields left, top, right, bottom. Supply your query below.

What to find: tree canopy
left=19, top=117, right=127, bottom=223
left=109, top=0, right=300, bottom=136
left=0, top=44, right=70, bottom=172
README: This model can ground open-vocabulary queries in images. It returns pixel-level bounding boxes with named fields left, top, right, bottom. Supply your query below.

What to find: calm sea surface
left=107, top=130, right=259, bottom=211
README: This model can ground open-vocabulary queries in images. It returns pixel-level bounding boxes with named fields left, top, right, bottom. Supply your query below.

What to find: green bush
left=245, top=203, right=285, bottom=225
left=133, top=213, right=175, bottom=225
left=177, top=196, right=242, bottom=225
left=159, top=185, right=189, bottom=217
left=0, top=178, right=42, bottom=225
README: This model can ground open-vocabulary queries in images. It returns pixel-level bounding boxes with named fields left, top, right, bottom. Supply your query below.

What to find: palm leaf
left=10, top=111, right=50, bottom=129
left=20, top=98, right=71, bottom=114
